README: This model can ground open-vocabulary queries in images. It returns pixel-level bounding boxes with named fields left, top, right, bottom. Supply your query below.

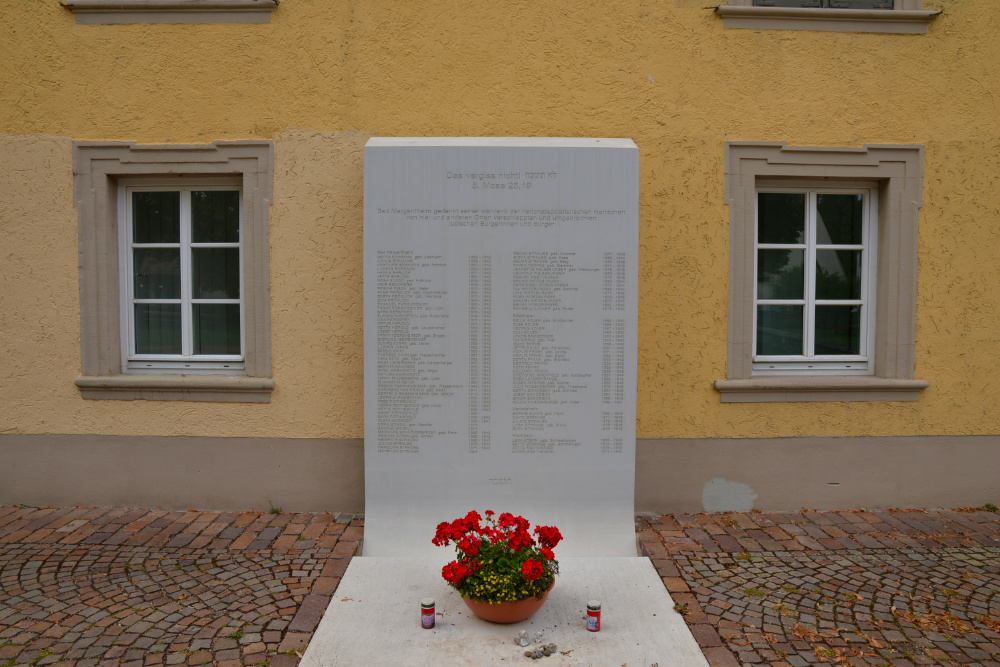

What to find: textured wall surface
left=1, top=0, right=999, bottom=444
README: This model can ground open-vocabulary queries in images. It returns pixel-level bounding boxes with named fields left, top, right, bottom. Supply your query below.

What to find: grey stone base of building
left=636, top=435, right=1000, bottom=514
left=2, top=434, right=997, bottom=514
left=0, top=434, right=364, bottom=513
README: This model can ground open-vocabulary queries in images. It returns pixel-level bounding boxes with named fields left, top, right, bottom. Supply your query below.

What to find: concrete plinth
left=301, top=557, right=709, bottom=666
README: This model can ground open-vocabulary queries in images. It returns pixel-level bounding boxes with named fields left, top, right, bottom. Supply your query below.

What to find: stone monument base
left=300, top=557, right=708, bottom=666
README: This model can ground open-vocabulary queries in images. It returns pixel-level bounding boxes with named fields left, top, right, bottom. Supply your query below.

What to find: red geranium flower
left=540, top=547, right=555, bottom=561
left=507, top=528, right=534, bottom=551
left=522, top=559, right=544, bottom=581
left=458, top=535, right=480, bottom=556
left=458, top=558, right=479, bottom=575
left=442, top=560, right=465, bottom=584
left=534, top=525, right=563, bottom=549
left=432, top=521, right=454, bottom=546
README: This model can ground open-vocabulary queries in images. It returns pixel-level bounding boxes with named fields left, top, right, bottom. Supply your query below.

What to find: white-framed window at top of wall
left=752, top=186, right=878, bottom=376
left=118, top=179, right=245, bottom=373
left=716, top=0, right=940, bottom=33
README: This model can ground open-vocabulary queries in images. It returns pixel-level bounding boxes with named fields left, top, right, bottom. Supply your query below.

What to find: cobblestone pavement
left=4, top=506, right=1000, bottom=667
left=0, top=506, right=361, bottom=667
left=638, top=509, right=1000, bottom=667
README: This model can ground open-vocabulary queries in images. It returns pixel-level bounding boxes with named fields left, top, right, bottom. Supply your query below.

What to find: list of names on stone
left=375, top=250, right=452, bottom=454
left=510, top=251, right=589, bottom=454
left=468, top=255, right=493, bottom=454
left=603, top=251, right=627, bottom=312
left=601, top=251, right=627, bottom=421
left=602, top=317, right=626, bottom=409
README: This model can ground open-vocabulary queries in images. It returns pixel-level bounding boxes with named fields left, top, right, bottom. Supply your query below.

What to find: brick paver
left=0, top=507, right=361, bottom=667
left=4, top=506, right=1000, bottom=666
left=638, top=509, right=1000, bottom=666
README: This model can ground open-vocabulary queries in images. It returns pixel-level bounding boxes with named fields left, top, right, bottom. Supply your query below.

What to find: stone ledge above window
left=715, top=4, right=940, bottom=33
left=76, top=375, right=274, bottom=402
left=63, top=0, right=279, bottom=25
left=715, top=376, right=928, bottom=402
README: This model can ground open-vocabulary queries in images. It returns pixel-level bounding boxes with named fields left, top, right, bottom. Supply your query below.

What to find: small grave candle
left=421, top=598, right=435, bottom=629
left=586, top=600, right=601, bottom=632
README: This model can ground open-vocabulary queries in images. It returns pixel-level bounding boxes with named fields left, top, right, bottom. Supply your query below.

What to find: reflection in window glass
left=133, top=192, right=179, bottom=243
left=817, top=194, right=863, bottom=245
left=757, top=305, right=804, bottom=356
left=754, top=189, right=870, bottom=366
left=134, top=304, right=181, bottom=354
left=815, top=250, right=862, bottom=300
left=128, top=187, right=242, bottom=361
left=192, top=191, right=240, bottom=243
left=757, top=249, right=804, bottom=300
left=193, top=304, right=241, bottom=355
left=758, top=193, right=805, bottom=245
left=192, top=248, right=240, bottom=299
left=815, top=306, right=861, bottom=355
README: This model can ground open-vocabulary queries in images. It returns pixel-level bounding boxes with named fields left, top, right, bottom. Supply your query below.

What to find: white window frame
left=716, top=0, right=940, bottom=33
left=752, top=185, right=878, bottom=376
left=118, top=179, right=246, bottom=374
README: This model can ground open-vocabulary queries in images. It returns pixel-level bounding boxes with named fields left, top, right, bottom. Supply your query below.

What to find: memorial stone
left=363, top=138, right=639, bottom=557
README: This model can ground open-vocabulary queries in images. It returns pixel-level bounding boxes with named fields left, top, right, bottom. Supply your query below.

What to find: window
left=754, top=187, right=877, bottom=375
left=121, top=183, right=245, bottom=372
left=753, top=0, right=892, bottom=7
left=717, top=0, right=940, bottom=33
left=716, top=142, right=928, bottom=402
left=64, top=0, right=278, bottom=25
left=73, top=141, right=273, bottom=402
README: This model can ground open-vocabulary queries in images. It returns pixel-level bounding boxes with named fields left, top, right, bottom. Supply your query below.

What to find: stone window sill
left=76, top=375, right=274, bottom=402
left=63, top=0, right=279, bottom=24
left=714, top=376, right=928, bottom=402
left=715, top=6, right=940, bottom=33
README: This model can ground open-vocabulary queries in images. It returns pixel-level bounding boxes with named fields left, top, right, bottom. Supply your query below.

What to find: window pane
left=756, top=305, right=803, bottom=355
left=192, top=191, right=240, bottom=243
left=757, top=249, right=804, bottom=299
left=135, top=304, right=181, bottom=354
left=193, top=304, right=241, bottom=355
left=133, top=248, right=180, bottom=299
left=816, top=250, right=862, bottom=300
left=754, top=0, right=820, bottom=6
left=815, top=305, right=861, bottom=355
left=816, top=194, right=863, bottom=245
left=758, top=193, right=805, bottom=244
left=828, top=0, right=892, bottom=8
left=754, top=0, right=891, bottom=5
left=133, top=192, right=180, bottom=243
left=192, top=248, right=240, bottom=299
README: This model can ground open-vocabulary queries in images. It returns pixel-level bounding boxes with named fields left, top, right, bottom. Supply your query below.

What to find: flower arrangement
left=433, top=510, right=562, bottom=604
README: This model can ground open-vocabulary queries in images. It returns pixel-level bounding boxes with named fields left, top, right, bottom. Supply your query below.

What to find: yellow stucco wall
left=1, top=0, right=998, bottom=440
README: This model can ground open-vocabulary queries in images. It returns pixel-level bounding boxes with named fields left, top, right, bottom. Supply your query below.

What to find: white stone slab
left=301, top=557, right=709, bottom=667
left=364, top=138, right=639, bottom=557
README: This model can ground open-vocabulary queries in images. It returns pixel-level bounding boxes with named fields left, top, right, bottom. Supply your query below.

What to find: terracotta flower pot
left=461, top=582, right=554, bottom=624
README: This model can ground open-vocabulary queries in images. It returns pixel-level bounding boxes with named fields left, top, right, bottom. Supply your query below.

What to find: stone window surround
left=73, top=141, right=274, bottom=402
left=716, top=0, right=940, bottom=33
left=63, top=0, right=278, bottom=25
left=715, top=142, right=929, bottom=402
